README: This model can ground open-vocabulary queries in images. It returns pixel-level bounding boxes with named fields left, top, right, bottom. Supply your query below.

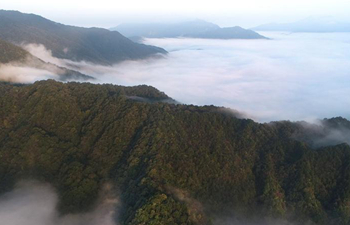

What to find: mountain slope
left=112, top=20, right=267, bottom=39
left=187, top=26, right=267, bottom=39
left=113, top=20, right=221, bottom=38
left=0, top=80, right=349, bottom=225
left=0, top=10, right=167, bottom=65
left=0, top=38, right=93, bottom=81
left=0, top=37, right=29, bottom=63
left=271, top=117, right=350, bottom=148
left=253, top=16, right=350, bottom=32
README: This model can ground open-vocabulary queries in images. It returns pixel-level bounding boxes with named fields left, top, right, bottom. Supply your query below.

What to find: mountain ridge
left=0, top=80, right=349, bottom=225
left=0, top=38, right=94, bottom=81
left=0, top=10, right=167, bottom=65
left=112, top=20, right=268, bottom=40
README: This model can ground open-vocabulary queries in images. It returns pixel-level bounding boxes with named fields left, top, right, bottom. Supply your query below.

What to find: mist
left=0, top=181, right=306, bottom=225
left=2, top=0, right=350, bottom=28
left=0, top=64, right=58, bottom=83
left=0, top=181, right=118, bottom=225
left=297, top=118, right=350, bottom=148
left=0, top=44, right=93, bottom=83
left=130, top=32, right=350, bottom=122
left=0, top=44, right=62, bottom=83
left=22, top=32, right=350, bottom=123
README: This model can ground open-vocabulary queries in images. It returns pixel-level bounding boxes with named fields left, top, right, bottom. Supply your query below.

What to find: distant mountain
left=111, top=20, right=267, bottom=39
left=187, top=26, right=267, bottom=39
left=112, top=20, right=220, bottom=38
left=0, top=38, right=93, bottom=81
left=253, top=16, right=350, bottom=32
left=0, top=10, right=167, bottom=65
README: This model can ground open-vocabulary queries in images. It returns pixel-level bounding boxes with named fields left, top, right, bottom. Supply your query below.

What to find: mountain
left=0, top=80, right=350, bottom=225
left=0, top=10, right=167, bottom=65
left=187, top=26, right=267, bottom=39
left=112, top=20, right=220, bottom=38
left=0, top=38, right=93, bottom=81
left=0, top=37, right=29, bottom=64
left=271, top=117, right=350, bottom=148
left=112, top=20, right=267, bottom=39
left=253, top=16, right=350, bottom=32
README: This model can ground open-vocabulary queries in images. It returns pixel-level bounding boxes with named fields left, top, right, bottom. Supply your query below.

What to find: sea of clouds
left=16, top=32, right=350, bottom=122
left=1, top=32, right=349, bottom=225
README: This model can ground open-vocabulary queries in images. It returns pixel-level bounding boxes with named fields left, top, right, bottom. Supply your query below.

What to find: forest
left=0, top=80, right=349, bottom=225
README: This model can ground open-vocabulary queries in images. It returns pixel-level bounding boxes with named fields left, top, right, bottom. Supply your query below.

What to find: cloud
left=0, top=180, right=311, bottom=225
left=0, top=181, right=119, bottom=225
left=22, top=32, right=350, bottom=122
left=300, top=119, right=350, bottom=147
left=130, top=33, right=350, bottom=122
left=165, top=186, right=305, bottom=225
left=0, top=44, right=93, bottom=83
left=316, top=128, right=350, bottom=147
left=165, top=186, right=206, bottom=223
left=22, top=44, right=65, bottom=66
left=0, top=63, right=58, bottom=83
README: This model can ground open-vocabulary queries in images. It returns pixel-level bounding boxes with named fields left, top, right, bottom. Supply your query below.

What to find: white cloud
left=0, top=181, right=119, bottom=225
left=22, top=32, right=350, bottom=122
left=0, top=64, right=58, bottom=83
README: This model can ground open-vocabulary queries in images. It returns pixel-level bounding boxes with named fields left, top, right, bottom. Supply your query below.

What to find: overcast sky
left=2, top=0, right=350, bottom=28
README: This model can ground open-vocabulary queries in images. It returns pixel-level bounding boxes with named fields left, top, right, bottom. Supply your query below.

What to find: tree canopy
left=0, top=80, right=349, bottom=225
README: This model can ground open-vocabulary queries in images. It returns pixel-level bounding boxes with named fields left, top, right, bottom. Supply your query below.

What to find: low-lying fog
left=0, top=181, right=118, bottom=225
left=0, top=181, right=295, bottom=225
left=24, top=32, right=350, bottom=122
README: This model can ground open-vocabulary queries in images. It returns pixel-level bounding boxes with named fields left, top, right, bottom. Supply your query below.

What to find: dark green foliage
left=0, top=38, right=29, bottom=63
left=0, top=80, right=349, bottom=224
left=0, top=10, right=166, bottom=65
left=270, top=118, right=350, bottom=148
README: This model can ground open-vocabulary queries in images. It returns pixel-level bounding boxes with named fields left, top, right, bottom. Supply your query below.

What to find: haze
left=0, top=181, right=118, bottom=225
left=0, top=3, right=350, bottom=224
left=2, top=0, right=350, bottom=28
left=96, top=32, right=350, bottom=122
left=18, top=32, right=350, bottom=122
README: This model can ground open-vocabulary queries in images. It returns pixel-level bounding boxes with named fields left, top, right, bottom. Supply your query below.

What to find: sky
left=1, top=0, right=350, bottom=28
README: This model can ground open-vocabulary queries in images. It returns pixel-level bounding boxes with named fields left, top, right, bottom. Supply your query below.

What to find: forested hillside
left=0, top=10, right=166, bottom=65
left=0, top=38, right=29, bottom=63
left=0, top=38, right=93, bottom=81
left=0, top=80, right=349, bottom=225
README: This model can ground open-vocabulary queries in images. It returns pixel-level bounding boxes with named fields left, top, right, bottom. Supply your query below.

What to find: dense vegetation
left=0, top=10, right=166, bottom=65
left=0, top=38, right=29, bottom=63
left=0, top=80, right=349, bottom=225
left=0, top=38, right=93, bottom=81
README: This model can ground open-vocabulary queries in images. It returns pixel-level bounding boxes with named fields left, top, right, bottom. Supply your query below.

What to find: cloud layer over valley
left=21, top=32, right=350, bottom=122
left=0, top=64, right=58, bottom=83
